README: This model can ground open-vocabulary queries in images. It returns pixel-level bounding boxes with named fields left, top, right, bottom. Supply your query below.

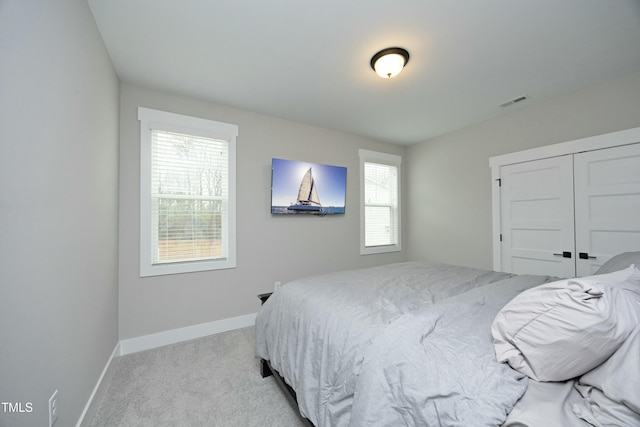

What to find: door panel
left=500, top=156, right=575, bottom=277
left=574, top=143, right=640, bottom=276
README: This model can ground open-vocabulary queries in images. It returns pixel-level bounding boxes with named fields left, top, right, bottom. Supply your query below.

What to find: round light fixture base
left=370, top=47, right=410, bottom=79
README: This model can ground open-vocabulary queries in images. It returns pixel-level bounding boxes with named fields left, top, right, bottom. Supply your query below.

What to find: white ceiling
left=87, top=0, right=640, bottom=145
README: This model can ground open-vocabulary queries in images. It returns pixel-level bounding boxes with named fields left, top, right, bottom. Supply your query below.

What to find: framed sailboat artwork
left=271, top=158, right=347, bottom=215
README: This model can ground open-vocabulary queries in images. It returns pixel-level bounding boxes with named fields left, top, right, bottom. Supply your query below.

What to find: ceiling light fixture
left=370, top=47, right=410, bottom=79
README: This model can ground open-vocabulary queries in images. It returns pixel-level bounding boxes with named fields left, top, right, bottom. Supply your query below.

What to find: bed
left=255, top=253, right=640, bottom=427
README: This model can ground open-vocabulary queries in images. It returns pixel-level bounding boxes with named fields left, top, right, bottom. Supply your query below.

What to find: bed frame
left=260, top=358, right=314, bottom=426
left=258, top=292, right=313, bottom=425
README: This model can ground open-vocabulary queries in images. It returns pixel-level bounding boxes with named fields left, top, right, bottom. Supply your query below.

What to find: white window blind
left=139, top=107, right=237, bottom=277
left=359, top=150, right=402, bottom=255
left=151, top=130, right=228, bottom=264
left=364, top=162, right=398, bottom=246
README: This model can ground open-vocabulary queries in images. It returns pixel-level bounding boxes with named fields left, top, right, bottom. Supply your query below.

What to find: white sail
left=308, top=179, right=320, bottom=205
left=289, top=168, right=322, bottom=211
left=297, top=168, right=321, bottom=205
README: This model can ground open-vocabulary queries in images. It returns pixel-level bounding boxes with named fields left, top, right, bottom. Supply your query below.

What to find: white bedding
left=349, top=275, right=552, bottom=427
left=503, top=380, right=588, bottom=427
left=255, top=259, right=640, bottom=427
left=492, top=265, right=640, bottom=382
left=255, top=261, right=550, bottom=426
left=504, top=324, right=640, bottom=427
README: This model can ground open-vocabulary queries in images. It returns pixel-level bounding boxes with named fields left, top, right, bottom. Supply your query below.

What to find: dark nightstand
left=257, top=292, right=273, bottom=305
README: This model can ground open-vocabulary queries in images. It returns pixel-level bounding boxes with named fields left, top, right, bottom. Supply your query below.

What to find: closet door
left=500, top=155, right=576, bottom=277
left=574, top=143, right=640, bottom=276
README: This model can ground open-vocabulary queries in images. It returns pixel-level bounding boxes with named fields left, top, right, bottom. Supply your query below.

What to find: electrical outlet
left=48, top=390, right=58, bottom=427
left=274, top=281, right=281, bottom=291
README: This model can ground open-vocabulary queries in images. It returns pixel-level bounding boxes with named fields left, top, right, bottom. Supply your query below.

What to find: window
left=359, top=149, right=402, bottom=255
left=138, top=107, right=238, bottom=276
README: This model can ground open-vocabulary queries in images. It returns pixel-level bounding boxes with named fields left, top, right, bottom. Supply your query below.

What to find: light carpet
left=89, top=326, right=308, bottom=427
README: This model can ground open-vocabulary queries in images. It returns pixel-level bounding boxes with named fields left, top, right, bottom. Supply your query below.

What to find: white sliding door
left=574, top=143, right=640, bottom=276
left=500, top=156, right=575, bottom=277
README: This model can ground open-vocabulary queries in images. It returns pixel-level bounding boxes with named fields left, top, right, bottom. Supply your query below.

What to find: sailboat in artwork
left=288, top=168, right=323, bottom=212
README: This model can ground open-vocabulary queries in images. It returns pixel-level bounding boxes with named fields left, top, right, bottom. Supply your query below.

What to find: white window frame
left=359, top=149, right=402, bottom=255
left=138, top=107, right=238, bottom=277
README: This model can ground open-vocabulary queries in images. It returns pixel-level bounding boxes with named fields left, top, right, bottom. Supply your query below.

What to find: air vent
left=500, top=95, right=529, bottom=108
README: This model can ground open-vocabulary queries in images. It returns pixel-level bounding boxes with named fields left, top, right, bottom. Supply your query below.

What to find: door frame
left=489, top=126, right=640, bottom=272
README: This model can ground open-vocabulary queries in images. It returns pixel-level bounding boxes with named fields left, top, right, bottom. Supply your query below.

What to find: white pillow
left=491, top=265, right=640, bottom=381
left=573, top=325, right=640, bottom=425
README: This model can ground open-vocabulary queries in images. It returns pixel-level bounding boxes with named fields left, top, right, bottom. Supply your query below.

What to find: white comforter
left=255, top=261, right=551, bottom=427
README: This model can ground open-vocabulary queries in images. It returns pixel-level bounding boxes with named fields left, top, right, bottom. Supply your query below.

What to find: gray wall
left=406, top=71, right=640, bottom=270
left=0, top=1, right=120, bottom=426
left=118, top=83, right=406, bottom=339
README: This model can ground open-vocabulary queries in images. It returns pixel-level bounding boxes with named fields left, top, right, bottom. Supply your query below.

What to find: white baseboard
left=118, top=312, right=257, bottom=356
left=76, top=341, right=121, bottom=427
